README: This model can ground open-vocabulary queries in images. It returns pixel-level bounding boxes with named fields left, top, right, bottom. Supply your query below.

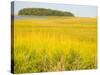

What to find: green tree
left=18, top=8, right=74, bottom=16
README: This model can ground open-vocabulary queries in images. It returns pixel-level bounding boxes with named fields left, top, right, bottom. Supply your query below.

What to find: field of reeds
left=13, top=16, right=97, bottom=73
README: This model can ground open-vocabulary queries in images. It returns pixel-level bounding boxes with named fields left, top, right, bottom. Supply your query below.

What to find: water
left=14, top=15, right=47, bottom=20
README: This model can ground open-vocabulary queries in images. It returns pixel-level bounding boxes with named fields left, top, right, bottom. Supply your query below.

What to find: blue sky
left=14, top=1, right=97, bottom=17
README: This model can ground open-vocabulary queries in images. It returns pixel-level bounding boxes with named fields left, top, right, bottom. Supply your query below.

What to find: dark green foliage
left=18, top=8, right=74, bottom=16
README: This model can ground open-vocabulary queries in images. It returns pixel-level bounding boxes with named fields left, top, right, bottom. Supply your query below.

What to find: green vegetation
left=18, top=8, right=74, bottom=16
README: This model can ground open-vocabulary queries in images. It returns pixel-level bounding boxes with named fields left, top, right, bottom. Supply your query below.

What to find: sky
left=13, top=1, right=97, bottom=17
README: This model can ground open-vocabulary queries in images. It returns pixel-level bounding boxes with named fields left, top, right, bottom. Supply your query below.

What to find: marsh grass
left=13, top=17, right=97, bottom=73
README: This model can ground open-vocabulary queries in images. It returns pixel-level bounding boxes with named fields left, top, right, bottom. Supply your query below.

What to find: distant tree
left=18, top=8, right=74, bottom=16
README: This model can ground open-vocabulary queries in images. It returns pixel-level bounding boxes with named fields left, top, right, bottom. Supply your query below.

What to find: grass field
left=13, top=16, right=97, bottom=73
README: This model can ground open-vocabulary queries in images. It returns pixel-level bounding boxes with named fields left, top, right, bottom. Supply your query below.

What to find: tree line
left=18, top=8, right=74, bottom=16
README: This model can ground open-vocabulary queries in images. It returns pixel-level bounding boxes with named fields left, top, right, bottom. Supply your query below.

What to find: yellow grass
left=13, top=17, right=97, bottom=73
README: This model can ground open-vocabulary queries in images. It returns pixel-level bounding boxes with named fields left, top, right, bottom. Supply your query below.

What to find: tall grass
left=13, top=17, right=97, bottom=73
